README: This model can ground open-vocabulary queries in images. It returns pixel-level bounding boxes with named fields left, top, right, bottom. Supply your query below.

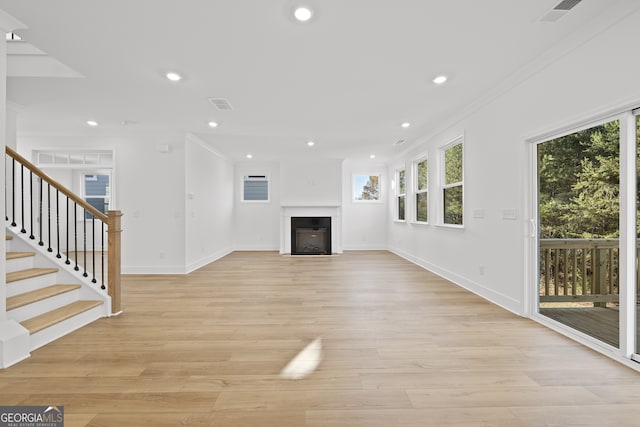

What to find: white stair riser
left=6, top=256, right=35, bottom=273
left=29, top=304, right=105, bottom=351
left=6, top=273, right=58, bottom=297
left=8, top=289, right=80, bottom=323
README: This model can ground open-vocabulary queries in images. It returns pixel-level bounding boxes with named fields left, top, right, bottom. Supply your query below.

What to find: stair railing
left=5, top=146, right=122, bottom=314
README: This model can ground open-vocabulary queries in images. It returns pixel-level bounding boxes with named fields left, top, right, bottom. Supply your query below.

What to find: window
left=243, top=175, right=269, bottom=202
left=82, top=173, right=110, bottom=219
left=396, top=169, right=406, bottom=221
left=353, top=174, right=381, bottom=202
left=441, top=139, right=463, bottom=225
left=413, top=157, right=428, bottom=223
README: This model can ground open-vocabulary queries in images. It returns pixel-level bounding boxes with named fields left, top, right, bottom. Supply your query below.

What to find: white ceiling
left=0, top=0, right=630, bottom=161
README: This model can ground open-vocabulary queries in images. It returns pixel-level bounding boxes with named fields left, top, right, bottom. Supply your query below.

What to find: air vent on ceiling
left=392, top=139, right=406, bottom=146
left=539, top=0, right=582, bottom=22
left=554, top=0, right=582, bottom=11
left=208, top=97, right=234, bottom=110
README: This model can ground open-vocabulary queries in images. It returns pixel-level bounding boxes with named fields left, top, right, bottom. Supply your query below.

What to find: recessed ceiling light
left=370, top=154, right=376, bottom=159
left=166, top=72, right=182, bottom=82
left=246, top=154, right=253, bottom=159
left=208, top=121, right=218, bottom=128
left=307, top=141, right=315, bottom=147
left=87, top=120, right=98, bottom=127
left=433, top=75, right=448, bottom=85
left=401, top=122, right=411, bottom=128
left=294, top=6, right=313, bottom=22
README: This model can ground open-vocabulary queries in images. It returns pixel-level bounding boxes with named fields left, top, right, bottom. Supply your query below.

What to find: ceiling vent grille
left=392, top=139, right=406, bottom=146
left=553, top=0, right=582, bottom=11
left=208, top=98, right=233, bottom=110
left=539, top=0, right=582, bottom=22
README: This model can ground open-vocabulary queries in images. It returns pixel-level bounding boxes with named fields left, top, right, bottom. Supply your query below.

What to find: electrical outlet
left=502, top=208, right=517, bottom=220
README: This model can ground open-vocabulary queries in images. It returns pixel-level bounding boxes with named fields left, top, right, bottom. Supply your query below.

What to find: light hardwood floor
left=1, top=251, right=640, bottom=426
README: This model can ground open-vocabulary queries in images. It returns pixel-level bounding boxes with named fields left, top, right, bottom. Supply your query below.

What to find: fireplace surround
left=280, top=205, right=342, bottom=255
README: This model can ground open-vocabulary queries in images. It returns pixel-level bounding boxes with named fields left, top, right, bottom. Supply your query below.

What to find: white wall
left=185, top=135, right=234, bottom=271
left=17, top=132, right=188, bottom=273
left=233, top=161, right=280, bottom=250
left=341, top=160, right=388, bottom=250
left=280, top=159, right=342, bottom=206
left=388, top=8, right=640, bottom=315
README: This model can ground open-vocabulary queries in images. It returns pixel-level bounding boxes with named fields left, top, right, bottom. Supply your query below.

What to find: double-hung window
left=413, top=157, right=428, bottom=223
left=82, top=173, right=110, bottom=219
left=396, top=168, right=406, bottom=221
left=441, top=139, right=463, bottom=225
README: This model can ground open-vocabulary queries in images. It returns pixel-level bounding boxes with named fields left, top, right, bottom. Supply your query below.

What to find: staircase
left=5, top=233, right=108, bottom=351
left=1, top=147, right=122, bottom=367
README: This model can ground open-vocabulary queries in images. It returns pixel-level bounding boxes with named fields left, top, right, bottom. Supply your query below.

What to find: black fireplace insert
left=291, top=217, right=331, bottom=255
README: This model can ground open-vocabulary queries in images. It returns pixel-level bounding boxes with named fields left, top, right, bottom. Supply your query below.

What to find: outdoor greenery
left=444, top=143, right=463, bottom=225
left=416, top=159, right=428, bottom=222
left=357, top=175, right=379, bottom=200
left=538, top=120, right=624, bottom=239
left=397, top=169, right=406, bottom=220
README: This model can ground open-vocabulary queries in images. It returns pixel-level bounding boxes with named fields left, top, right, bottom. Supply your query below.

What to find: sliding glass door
left=537, top=119, right=621, bottom=347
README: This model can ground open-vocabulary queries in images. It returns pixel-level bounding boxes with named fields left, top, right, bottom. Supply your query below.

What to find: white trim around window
left=439, top=136, right=464, bottom=228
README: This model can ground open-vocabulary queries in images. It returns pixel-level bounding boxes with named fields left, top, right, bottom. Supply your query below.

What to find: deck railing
left=5, top=146, right=121, bottom=313
left=538, top=238, right=640, bottom=304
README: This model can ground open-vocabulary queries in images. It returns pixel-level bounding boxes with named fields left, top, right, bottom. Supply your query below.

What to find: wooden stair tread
left=7, top=284, right=82, bottom=311
left=7, top=251, right=35, bottom=260
left=7, top=268, right=58, bottom=283
left=20, top=300, right=104, bottom=334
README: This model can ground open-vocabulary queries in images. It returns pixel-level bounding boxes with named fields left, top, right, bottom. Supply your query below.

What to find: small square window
left=353, top=174, right=381, bottom=202
left=243, top=175, right=269, bottom=202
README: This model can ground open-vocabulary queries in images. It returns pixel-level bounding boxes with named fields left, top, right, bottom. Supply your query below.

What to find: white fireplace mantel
left=280, top=205, right=342, bottom=254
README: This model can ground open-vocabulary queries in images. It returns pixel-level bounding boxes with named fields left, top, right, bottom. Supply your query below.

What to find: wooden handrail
left=5, top=146, right=107, bottom=222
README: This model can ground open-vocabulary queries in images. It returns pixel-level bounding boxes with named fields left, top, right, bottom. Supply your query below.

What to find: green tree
left=538, top=121, right=620, bottom=239
left=361, top=175, right=379, bottom=200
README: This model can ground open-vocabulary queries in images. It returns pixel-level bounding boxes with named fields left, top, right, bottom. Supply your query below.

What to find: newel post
left=107, top=210, right=123, bottom=314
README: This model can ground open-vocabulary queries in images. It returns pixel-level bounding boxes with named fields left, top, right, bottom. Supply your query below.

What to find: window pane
left=353, top=175, right=380, bottom=201
left=417, top=160, right=428, bottom=191
left=244, top=178, right=268, bottom=201
left=399, top=170, right=406, bottom=195
left=398, top=196, right=405, bottom=221
left=538, top=119, right=620, bottom=348
left=445, top=144, right=463, bottom=184
left=416, top=192, right=428, bottom=222
left=443, top=185, right=463, bottom=225
left=85, top=197, right=108, bottom=218
left=85, top=174, right=109, bottom=196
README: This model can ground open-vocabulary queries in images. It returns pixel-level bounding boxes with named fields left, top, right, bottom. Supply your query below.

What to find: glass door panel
left=636, top=114, right=640, bottom=355
left=538, top=120, right=621, bottom=347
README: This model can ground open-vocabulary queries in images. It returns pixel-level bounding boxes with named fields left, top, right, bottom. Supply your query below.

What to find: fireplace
left=291, top=217, right=331, bottom=255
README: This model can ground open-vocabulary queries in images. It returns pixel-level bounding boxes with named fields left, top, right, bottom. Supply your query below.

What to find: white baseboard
left=185, top=248, right=234, bottom=273
left=388, top=246, right=523, bottom=316
left=342, top=244, right=389, bottom=251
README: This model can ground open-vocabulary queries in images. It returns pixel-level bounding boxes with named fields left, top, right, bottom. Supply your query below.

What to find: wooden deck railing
left=538, top=238, right=640, bottom=304
left=5, top=146, right=121, bottom=313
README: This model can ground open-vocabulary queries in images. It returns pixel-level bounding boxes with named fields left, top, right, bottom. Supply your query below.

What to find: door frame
left=524, top=102, right=639, bottom=367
